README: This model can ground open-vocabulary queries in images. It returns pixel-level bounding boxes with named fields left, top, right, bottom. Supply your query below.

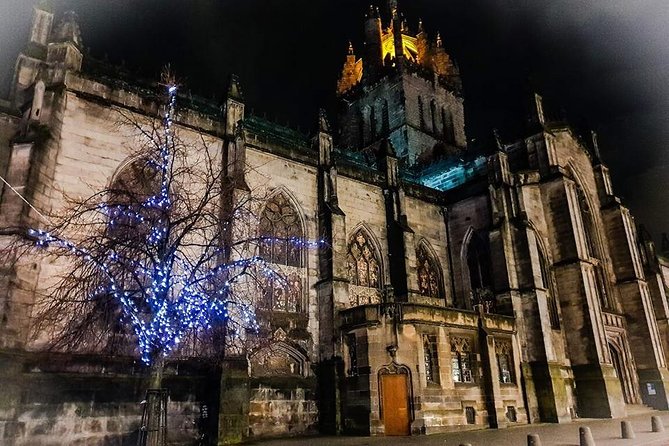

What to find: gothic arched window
left=259, top=192, right=304, bottom=267
left=370, top=106, right=377, bottom=141
left=451, top=336, right=474, bottom=383
left=576, top=187, right=597, bottom=259
left=357, top=108, right=365, bottom=147
left=467, top=232, right=492, bottom=292
left=416, top=242, right=443, bottom=299
left=465, top=231, right=494, bottom=310
left=423, top=334, right=440, bottom=384
left=108, top=158, right=162, bottom=238
left=538, top=248, right=560, bottom=329
left=441, top=107, right=455, bottom=143
left=110, top=158, right=161, bottom=206
left=495, top=340, right=514, bottom=384
left=430, top=100, right=438, bottom=135
left=382, top=100, right=390, bottom=134
left=575, top=185, right=612, bottom=309
left=347, top=230, right=381, bottom=289
left=418, top=96, right=426, bottom=130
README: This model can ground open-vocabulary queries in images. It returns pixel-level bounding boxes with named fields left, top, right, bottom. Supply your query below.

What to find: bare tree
left=2, top=72, right=317, bottom=388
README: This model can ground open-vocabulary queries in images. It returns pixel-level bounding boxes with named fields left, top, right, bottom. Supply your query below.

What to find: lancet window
left=451, top=336, right=473, bottom=383
left=575, top=185, right=612, bottom=309
left=370, top=106, right=377, bottom=141
left=465, top=231, right=494, bottom=310
left=538, top=249, right=560, bottom=329
left=382, top=100, right=390, bottom=134
left=347, top=230, right=380, bottom=288
left=495, top=340, right=514, bottom=384
left=347, top=229, right=382, bottom=306
left=418, top=96, right=426, bottom=130
left=442, top=107, right=455, bottom=143
left=416, top=242, right=443, bottom=299
left=423, top=334, right=440, bottom=384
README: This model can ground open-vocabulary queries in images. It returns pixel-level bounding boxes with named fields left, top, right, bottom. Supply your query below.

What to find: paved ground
left=248, top=412, right=669, bottom=446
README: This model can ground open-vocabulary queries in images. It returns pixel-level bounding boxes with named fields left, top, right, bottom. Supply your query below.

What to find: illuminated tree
left=7, top=72, right=319, bottom=377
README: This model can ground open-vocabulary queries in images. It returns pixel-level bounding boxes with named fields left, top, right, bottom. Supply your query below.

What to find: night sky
left=1, top=0, right=667, bottom=242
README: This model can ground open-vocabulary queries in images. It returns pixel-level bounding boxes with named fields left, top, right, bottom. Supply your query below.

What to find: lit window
left=258, top=192, right=305, bottom=314
left=261, top=272, right=302, bottom=313
left=347, top=229, right=382, bottom=307
left=423, top=334, right=440, bottom=384
left=347, top=231, right=380, bottom=289
left=259, top=192, right=304, bottom=267
left=451, top=336, right=473, bottom=383
left=495, top=340, right=514, bottom=384
left=416, top=243, right=443, bottom=298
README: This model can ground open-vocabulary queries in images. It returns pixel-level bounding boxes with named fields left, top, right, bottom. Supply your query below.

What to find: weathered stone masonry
left=1, top=2, right=669, bottom=445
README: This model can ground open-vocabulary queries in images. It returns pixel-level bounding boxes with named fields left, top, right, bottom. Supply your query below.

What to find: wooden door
left=381, top=374, right=410, bottom=435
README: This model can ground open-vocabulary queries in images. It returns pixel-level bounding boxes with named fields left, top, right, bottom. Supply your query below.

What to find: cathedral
left=1, top=1, right=669, bottom=445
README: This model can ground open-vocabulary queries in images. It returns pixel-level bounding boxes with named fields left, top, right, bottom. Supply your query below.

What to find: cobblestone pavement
left=248, top=412, right=669, bottom=446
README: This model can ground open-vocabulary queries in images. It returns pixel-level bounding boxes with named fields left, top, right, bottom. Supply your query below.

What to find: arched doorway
left=378, top=362, right=412, bottom=435
left=609, top=342, right=632, bottom=404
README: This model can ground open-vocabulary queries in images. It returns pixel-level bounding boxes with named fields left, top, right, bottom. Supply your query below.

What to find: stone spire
left=337, top=42, right=363, bottom=94
left=363, top=5, right=383, bottom=82
left=390, top=0, right=404, bottom=70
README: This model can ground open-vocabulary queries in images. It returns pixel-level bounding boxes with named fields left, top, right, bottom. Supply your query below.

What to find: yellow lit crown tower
left=337, top=0, right=466, bottom=166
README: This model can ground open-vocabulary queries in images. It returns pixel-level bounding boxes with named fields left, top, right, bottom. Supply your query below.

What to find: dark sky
left=1, top=0, right=668, bottom=241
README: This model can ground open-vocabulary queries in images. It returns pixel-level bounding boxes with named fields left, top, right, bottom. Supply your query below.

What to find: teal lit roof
left=414, top=156, right=487, bottom=191
left=243, top=115, right=310, bottom=150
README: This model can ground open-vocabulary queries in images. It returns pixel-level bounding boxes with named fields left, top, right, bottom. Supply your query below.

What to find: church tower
left=337, top=0, right=465, bottom=166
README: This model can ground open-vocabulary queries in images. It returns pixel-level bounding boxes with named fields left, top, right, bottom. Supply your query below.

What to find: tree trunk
left=150, top=358, right=165, bottom=389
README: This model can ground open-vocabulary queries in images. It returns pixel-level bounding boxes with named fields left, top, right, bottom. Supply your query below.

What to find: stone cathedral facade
left=1, top=1, right=669, bottom=444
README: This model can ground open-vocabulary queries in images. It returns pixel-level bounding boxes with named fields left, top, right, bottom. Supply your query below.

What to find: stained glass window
left=261, top=272, right=303, bottom=313
left=416, top=243, right=443, bottom=298
left=418, top=96, right=426, bottom=130
left=495, top=340, right=514, bottom=384
left=538, top=249, right=560, bottom=329
left=423, top=334, right=440, bottom=384
left=259, top=192, right=304, bottom=267
left=347, top=230, right=381, bottom=289
left=451, top=336, right=473, bottom=383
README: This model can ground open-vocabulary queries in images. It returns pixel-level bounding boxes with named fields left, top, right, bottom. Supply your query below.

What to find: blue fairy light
left=27, top=83, right=324, bottom=365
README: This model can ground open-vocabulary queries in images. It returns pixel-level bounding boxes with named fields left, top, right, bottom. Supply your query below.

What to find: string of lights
left=28, top=82, right=325, bottom=365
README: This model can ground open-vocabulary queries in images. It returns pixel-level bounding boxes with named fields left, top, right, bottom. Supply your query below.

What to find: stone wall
left=248, top=383, right=318, bottom=438
left=0, top=353, right=218, bottom=446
